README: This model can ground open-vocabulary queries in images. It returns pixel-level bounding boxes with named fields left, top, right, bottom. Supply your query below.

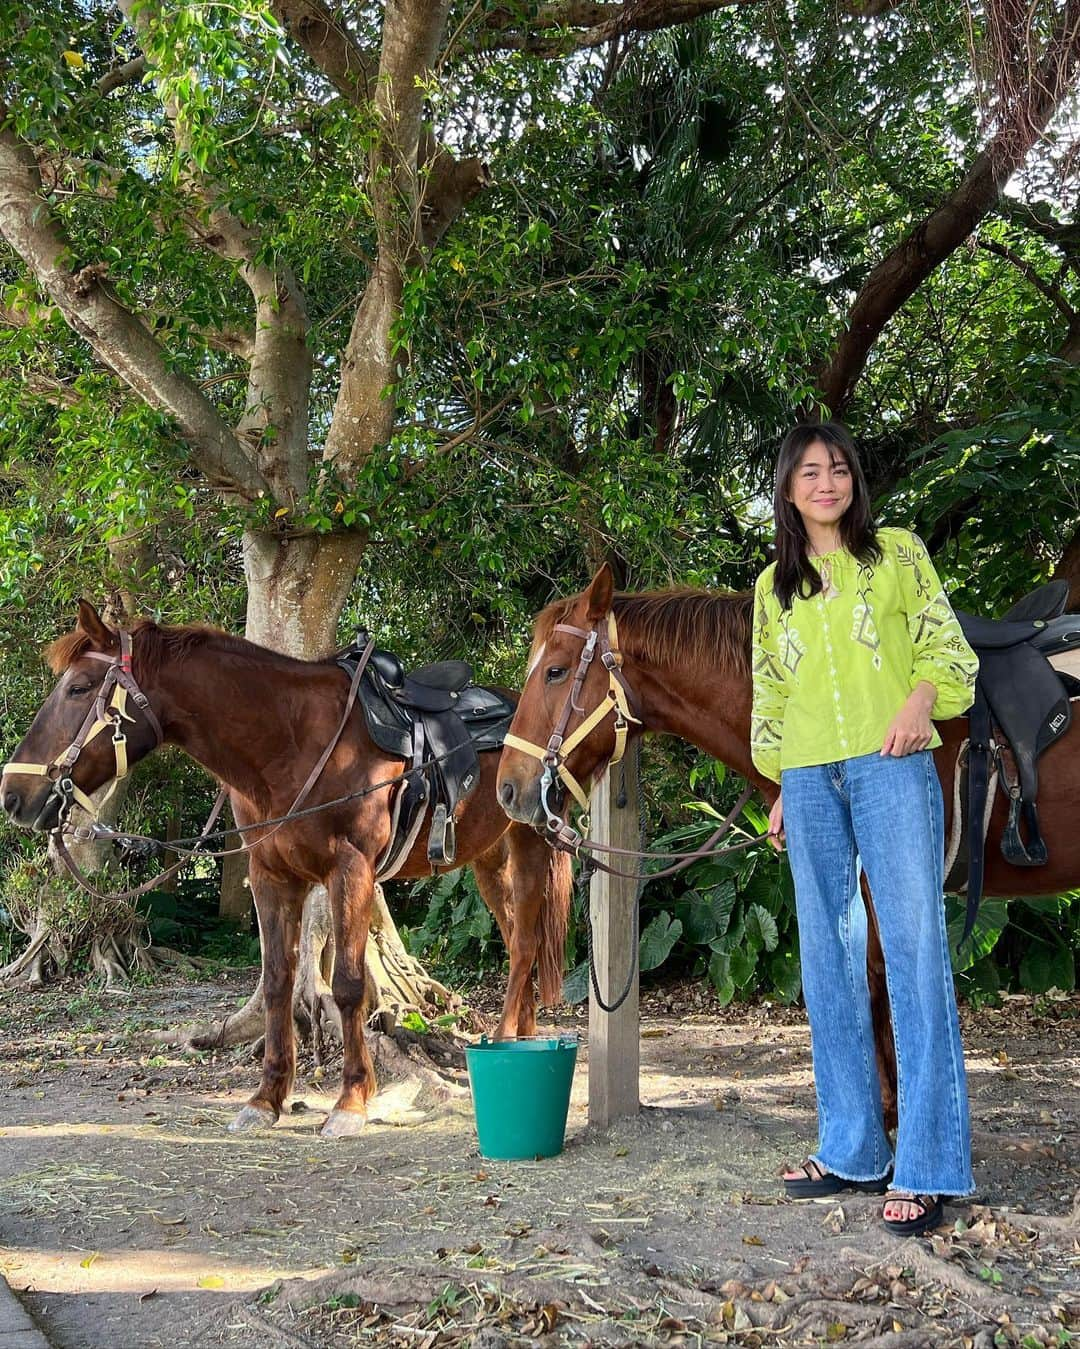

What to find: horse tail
left=537, top=845, right=572, bottom=1006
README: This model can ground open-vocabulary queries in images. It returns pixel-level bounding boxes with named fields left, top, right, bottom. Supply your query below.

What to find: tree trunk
left=218, top=834, right=251, bottom=922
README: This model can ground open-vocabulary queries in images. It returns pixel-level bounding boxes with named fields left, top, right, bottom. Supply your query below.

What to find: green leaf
left=946, top=898, right=1009, bottom=971
left=747, top=903, right=779, bottom=953
left=562, top=961, right=589, bottom=1006
left=638, top=913, right=683, bottom=972
left=708, top=951, right=735, bottom=1006
left=768, top=950, right=802, bottom=1004
left=1019, top=940, right=1075, bottom=994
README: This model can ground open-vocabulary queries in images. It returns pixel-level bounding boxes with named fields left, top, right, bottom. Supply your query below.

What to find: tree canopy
left=1, top=1, right=1078, bottom=996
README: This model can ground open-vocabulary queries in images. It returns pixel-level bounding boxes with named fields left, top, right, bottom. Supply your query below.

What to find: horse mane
left=533, top=585, right=754, bottom=679
left=45, top=620, right=317, bottom=679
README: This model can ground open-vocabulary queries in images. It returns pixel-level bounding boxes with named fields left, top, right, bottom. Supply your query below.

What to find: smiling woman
left=753, top=421, right=980, bottom=1238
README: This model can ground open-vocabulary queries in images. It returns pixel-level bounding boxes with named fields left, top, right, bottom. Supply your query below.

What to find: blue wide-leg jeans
left=781, top=750, right=974, bottom=1196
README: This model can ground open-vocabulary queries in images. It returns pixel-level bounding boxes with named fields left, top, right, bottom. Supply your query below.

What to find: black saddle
left=337, top=634, right=515, bottom=873
left=954, top=578, right=1080, bottom=942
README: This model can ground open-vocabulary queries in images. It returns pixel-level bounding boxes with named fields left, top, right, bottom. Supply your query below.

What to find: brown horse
left=497, top=566, right=1079, bottom=1121
left=1, top=602, right=570, bottom=1137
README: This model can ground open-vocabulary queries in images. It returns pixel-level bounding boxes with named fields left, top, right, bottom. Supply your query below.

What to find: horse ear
left=76, top=599, right=118, bottom=652
left=585, top=564, right=615, bottom=620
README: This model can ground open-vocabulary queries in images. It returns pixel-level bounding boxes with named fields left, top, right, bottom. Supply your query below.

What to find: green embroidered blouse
left=750, top=527, right=978, bottom=784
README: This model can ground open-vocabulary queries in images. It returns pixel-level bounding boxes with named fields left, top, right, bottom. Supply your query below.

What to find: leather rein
left=504, top=609, right=765, bottom=878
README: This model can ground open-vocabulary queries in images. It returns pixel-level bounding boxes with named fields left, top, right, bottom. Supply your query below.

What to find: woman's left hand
left=881, top=682, right=937, bottom=757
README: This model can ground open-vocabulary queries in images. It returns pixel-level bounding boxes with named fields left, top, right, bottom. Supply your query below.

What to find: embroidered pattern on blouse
left=898, top=536, right=978, bottom=695
left=851, top=561, right=881, bottom=669
left=778, top=610, right=805, bottom=677
left=751, top=600, right=785, bottom=767
left=896, top=538, right=933, bottom=602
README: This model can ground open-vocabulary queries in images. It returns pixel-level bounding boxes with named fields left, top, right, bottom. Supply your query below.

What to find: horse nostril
left=500, top=781, right=515, bottom=809
left=3, top=790, right=21, bottom=818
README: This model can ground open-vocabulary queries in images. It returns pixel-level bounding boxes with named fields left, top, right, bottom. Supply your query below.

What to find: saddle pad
left=1049, top=648, right=1080, bottom=693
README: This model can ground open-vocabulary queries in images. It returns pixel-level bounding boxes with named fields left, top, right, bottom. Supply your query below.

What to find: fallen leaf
left=197, top=1275, right=225, bottom=1289
left=80, top=1253, right=99, bottom=1270
left=139, top=1290, right=158, bottom=1304
left=742, top=1234, right=764, bottom=1246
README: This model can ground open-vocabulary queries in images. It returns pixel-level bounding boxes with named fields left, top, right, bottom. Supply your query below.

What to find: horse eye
left=67, top=685, right=92, bottom=698
left=545, top=666, right=568, bottom=684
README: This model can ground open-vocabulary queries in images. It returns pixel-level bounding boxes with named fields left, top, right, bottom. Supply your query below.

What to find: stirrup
left=426, top=803, right=456, bottom=866
left=1001, top=795, right=1048, bottom=867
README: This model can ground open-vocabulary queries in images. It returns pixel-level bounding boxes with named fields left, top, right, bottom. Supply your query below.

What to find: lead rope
left=583, top=738, right=649, bottom=1014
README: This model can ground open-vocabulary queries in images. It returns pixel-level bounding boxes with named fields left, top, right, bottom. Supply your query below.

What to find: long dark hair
left=772, top=422, right=881, bottom=609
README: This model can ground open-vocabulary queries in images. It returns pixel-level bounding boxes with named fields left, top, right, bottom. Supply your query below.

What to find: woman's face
left=787, top=439, right=854, bottom=532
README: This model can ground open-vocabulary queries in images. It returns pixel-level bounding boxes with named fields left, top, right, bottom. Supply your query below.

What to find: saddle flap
left=978, top=644, right=1071, bottom=800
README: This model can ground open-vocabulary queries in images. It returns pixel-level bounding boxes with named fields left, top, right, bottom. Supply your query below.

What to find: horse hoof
left=320, top=1108, right=368, bottom=1138
left=228, top=1104, right=278, bottom=1133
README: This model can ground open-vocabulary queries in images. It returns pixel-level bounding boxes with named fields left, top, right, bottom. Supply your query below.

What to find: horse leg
left=229, top=868, right=304, bottom=1133
left=471, top=836, right=524, bottom=1038
left=322, top=845, right=378, bottom=1138
left=859, top=872, right=898, bottom=1134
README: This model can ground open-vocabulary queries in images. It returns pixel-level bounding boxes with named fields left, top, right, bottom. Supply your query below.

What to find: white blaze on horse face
left=525, top=641, right=547, bottom=683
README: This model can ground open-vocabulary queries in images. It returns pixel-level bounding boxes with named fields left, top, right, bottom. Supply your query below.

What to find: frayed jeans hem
left=886, top=1183, right=976, bottom=1200
left=811, top=1154, right=894, bottom=1184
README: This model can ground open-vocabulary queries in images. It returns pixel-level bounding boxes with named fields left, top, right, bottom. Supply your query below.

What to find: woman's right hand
left=768, top=790, right=785, bottom=851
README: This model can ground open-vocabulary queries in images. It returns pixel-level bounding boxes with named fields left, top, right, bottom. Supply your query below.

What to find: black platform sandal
left=783, top=1159, right=891, bottom=1200
left=882, top=1192, right=944, bottom=1236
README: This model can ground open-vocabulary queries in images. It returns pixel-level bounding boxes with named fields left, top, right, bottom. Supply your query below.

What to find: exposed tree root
left=0, top=925, right=49, bottom=985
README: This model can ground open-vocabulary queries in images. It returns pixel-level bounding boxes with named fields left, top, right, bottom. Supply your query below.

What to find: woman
left=750, top=421, right=978, bottom=1236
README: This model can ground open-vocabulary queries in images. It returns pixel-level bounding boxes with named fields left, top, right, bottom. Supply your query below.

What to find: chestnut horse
left=497, top=566, right=1079, bottom=1124
left=1, top=602, right=570, bottom=1137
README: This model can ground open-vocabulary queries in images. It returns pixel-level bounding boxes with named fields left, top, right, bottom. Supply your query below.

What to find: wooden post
left=587, top=755, right=641, bottom=1127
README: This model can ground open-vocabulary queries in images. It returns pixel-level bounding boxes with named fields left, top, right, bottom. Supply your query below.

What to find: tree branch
left=95, top=57, right=148, bottom=97
left=0, top=120, right=268, bottom=501
left=476, top=0, right=762, bottom=55
left=268, top=0, right=489, bottom=253
left=995, top=196, right=1080, bottom=260
left=269, top=0, right=377, bottom=105
left=816, top=0, right=1080, bottom=413
left=978, top=238, right=1078, bottom=322
left=322, top=1, right=453, bottom=474
left=119, top=0, right=312, bottom=503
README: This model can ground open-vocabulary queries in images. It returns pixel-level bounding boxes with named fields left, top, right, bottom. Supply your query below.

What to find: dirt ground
left=0, top=969, right=1077, bottom=1349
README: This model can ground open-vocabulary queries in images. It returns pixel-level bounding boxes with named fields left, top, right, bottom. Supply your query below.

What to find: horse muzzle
left=498, top=766, right=554, bottom=830
left=1, top=777, right=62, bottom=832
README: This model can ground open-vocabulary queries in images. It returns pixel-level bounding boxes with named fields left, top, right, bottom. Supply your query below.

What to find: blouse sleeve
left=894, top=531, right=978, bottom=720
left=750, top=571, right=788, bottom=783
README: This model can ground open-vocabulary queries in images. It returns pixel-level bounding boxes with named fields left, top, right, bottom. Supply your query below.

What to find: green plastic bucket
left=465, top=1035, right=578, bottom=1160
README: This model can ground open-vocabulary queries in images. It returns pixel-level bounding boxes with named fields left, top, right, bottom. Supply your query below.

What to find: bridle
left=3, top=630, right=163, bottom=826
left=503, top=610, right=641, bottom=844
